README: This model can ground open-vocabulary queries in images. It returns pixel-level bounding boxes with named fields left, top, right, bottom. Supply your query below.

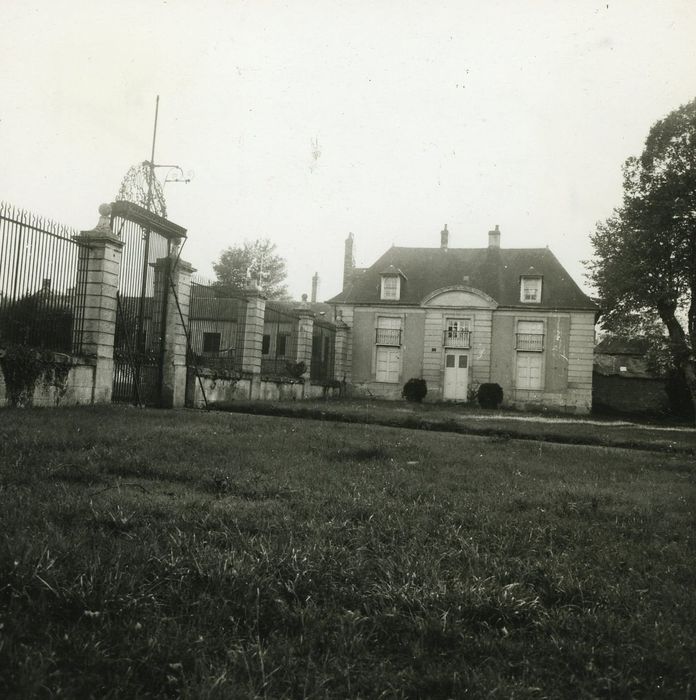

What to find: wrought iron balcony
left=443, top=329, right=471, bottom=348
left=375, top=328, right=402, bottom=345
left=516, top=333, right=545, bottom=351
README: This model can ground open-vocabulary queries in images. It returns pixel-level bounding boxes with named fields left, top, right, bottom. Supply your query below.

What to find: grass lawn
left=214, top=398, right=696, bottom=455
left=1, top=405, right=694, bottom=698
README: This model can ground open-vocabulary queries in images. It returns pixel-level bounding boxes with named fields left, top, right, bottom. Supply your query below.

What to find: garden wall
left=0, top=351, right=98, bottom=407
left=592, top=372, right=669, bottom=415
left=185, top=368, right=341, bottom=408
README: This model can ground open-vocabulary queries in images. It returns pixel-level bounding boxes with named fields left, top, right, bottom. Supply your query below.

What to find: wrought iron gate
left=110, top=201, right=186, bottom=406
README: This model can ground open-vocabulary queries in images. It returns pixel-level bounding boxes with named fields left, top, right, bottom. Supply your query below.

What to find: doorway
left=443, top=351, right=468, bottom=400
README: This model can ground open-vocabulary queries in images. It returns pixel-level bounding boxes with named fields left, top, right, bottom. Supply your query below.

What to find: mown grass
left=215, top=399, right=696, bottom=455
left=0, top=405, right=694, bottom=698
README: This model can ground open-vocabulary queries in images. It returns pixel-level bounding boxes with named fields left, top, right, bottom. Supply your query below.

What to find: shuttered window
left=376, top=346, right=400, bottom=383
left=516, top=352, right=543, bottom=390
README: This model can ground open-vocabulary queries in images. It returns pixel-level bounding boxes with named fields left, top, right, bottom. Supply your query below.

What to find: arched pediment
left=421, top=285, right=498, bottom=309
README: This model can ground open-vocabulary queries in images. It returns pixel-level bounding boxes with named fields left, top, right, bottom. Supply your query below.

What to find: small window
left=444, top=318, right=471, bottom=347
left=516, top=320, right=544, bottom=351
left=520, top=276, right=542, bottom=303
left=375, top=316, right=402, bottom=345
left=262, top=334, right=271, bottom=355
left=458, top=355, right=468, bottom=369
left=203, top=332, right=221, bottom=354
left=381, top=275, right=400, bottom=301
left=277, top=333, right=289, bottom=357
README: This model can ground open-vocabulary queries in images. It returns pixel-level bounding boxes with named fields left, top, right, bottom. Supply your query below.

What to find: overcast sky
left=2, top=1, right=695, bottom=301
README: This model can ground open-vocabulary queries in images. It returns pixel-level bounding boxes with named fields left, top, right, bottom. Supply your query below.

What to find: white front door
left=443, top=351, right=468, bottom=400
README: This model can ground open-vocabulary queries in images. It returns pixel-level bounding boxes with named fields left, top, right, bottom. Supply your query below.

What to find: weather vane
left=143, top=96, right=193, bottom=214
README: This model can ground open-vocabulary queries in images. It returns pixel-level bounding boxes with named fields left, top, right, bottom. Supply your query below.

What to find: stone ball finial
left=93, top=202, right=113, bottom=235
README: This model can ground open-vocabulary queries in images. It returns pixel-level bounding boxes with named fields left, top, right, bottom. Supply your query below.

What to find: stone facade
left=329, top=228, right=598, bottom=413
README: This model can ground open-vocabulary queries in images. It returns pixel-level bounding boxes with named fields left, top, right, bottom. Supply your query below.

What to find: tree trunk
left=657, top=301, right=696, bottom=422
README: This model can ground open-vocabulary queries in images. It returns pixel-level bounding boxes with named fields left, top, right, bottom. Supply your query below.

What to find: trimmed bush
left=284, top=360, right=306, bottom=378
left=402, top=378, right=427, bottom=403
left=477, top=382, right=503, bottom=409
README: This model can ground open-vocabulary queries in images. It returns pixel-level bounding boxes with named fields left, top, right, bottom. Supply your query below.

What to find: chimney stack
left=311, top=272, right=319, bottom=302
left=488, top=224, right=500, bottom=249
left=343, top=233, right=355, bottom=290
left=440, top=224, right=449, bottom=250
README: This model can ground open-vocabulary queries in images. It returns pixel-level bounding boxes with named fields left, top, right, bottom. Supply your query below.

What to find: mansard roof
left=328, top=245, right=597, bottom=311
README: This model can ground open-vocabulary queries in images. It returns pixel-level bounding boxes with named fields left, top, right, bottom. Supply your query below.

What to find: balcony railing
left=516, top=333, right=545, bottom=351
left=375, top=328, right=402, bottom=345
left=443, top=329, right=471, bottom=348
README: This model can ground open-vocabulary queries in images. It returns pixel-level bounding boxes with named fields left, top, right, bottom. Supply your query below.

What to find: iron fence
left=443, top=329, right=471, bottom=348
left=375, top=328, right=402, bottom=346
left=516, top=333, right=545, bottom=351
left=261, top=304, right=299, bottom=377
left=0, top=202, right=88, bottom=354
left=187, top=277, right=247, bottom=371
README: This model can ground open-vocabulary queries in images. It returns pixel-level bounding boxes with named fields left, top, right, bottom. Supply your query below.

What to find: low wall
left=0, top=352, right=98, bottom=407
left=508, top=387, right=592, bottom=415
left=186, top=367, right=342, bottom=408
left=349, top=381, right=593, bottom=414
left=350, top=381, right=404, bottom=401
left=593, top=373, right=669, bottom=414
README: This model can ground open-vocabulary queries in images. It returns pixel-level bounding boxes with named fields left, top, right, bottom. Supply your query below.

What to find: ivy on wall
left=0, top=345, right=73, bottom=407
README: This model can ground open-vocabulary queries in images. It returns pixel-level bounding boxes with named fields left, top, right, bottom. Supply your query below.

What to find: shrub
left=284, top=360, right=306, bottom=378
left=402, top=378, right=427, bottom=403
left=477, top=382, right=503, bottom=409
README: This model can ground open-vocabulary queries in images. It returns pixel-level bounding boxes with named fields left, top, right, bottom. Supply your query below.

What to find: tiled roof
left=595, top=337, right=650, bottom=356
left=328, top=246, right=597, bottom=310
left=266, top=300, right=336, bottom=324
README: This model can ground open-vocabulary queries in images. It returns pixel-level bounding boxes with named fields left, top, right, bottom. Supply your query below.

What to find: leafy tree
left=116, top=162, right=167, bottom=217
left=213, top=239, right=289, bottom=299
left=596, top=309, right=672, bottom=377
left=587, top=97, right=696, bottom=418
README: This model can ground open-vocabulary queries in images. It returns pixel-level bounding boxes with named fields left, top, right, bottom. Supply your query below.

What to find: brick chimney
left=488, top=224, right=500, bottom=249
left=440, top=224, right=449, bottom=250
left=311, top=272, right=319, bottom=302
left=343, top=233, right=355, bottom=290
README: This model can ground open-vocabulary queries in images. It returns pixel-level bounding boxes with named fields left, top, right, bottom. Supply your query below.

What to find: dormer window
left=379, top=265, right=406, bottom=301
left=381, top=276, right=400, bottom=300
left=520, top=276, right=542, bottom=303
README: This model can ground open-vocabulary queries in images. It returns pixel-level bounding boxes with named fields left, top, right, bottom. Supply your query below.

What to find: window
left=375, top=316, right=402, bottom=345
left=203, top=332, right=221, bottom=354
left=516, top=352, right=543, bottom=390
left=444, top=318, right=471, bottom=347
left=262, top=334, right=271, bottom=355
left=376, top=346, right=400, bottom=382
left=516, top=320, right=544, bottom=351
left=520, top=276, right=542, bottom=303
left=277, top=333, right=289, bottom=356
left=380, top=275, right=400, bottom=301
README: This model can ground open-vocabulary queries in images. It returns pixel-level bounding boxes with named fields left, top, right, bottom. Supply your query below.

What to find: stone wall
left=593, top=373, right=669, bottom=414
left=185, top=367, right=342, bottom=408
left=0, top=353, right=97, bottom=407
